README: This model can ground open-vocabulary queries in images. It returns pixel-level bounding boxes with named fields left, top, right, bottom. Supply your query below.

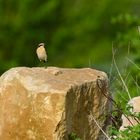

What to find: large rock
left=0, top=67, right=109, bottom=140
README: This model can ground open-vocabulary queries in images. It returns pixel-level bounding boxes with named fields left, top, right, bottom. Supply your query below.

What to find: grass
left=107, top=46, right=140, bottom=139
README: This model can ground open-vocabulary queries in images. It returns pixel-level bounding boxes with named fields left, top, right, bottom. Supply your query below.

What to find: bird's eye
left=38, top=43, right=44, bottom=47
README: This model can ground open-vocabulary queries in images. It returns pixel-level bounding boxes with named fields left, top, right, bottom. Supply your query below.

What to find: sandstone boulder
left=0, top=67, right=109, bottom=140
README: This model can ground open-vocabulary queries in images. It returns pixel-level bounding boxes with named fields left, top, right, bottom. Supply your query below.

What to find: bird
left=36, top=43, right=47, bottom=63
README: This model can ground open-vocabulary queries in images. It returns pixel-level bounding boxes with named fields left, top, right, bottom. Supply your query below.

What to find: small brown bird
left=36, top=43, right=47, bottom=63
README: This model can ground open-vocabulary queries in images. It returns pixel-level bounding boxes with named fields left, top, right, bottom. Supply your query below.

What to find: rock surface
left=0, top=67, right=109, bottom=140
left=120, top=96, right=140, bottom=131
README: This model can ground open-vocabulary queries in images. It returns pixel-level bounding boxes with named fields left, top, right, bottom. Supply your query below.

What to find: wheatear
left=36, top=43, right=47, bottom=63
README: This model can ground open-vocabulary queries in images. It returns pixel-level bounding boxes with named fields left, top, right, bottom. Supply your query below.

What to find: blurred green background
left=0, top=0, right=140, bottom=74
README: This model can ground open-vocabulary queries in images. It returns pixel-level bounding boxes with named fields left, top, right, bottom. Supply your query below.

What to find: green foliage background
left=0, top=0, right=140, bottom=74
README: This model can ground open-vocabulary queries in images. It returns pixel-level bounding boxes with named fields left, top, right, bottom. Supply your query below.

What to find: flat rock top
left=0, top=67, right=107, bottom=94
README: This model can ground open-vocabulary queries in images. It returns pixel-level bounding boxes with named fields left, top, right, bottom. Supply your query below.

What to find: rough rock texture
left=120, top=96, right=140, bottom=131
left=0, top=67, right=109, bottom=140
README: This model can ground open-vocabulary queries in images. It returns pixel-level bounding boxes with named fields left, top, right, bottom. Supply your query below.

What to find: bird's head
left=38, top=43, right=45, bottom=47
